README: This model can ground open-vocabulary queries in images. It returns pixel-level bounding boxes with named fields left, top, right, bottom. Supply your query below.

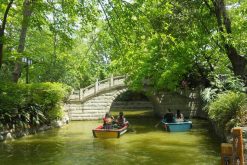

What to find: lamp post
left=22, top=57, right=32, bottom=84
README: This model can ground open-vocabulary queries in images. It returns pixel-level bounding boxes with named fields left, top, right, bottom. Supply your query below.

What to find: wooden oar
left=154, top=121, right=162, bottom=128
left=127, top=122, right=136, bottom=133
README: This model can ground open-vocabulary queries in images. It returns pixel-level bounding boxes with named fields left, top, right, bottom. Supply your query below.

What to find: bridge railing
left=69, top=75, right=126, bottom=101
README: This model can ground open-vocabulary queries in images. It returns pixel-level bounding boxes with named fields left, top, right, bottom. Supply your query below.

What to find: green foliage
left=93, top=0, right=247, bottom=92
left=214, top=75, right=246, bottom=92
left=0, top=0, right=106, bottom=89
left=0, top=0, right=246, bottom=92
left=29, top=82, right=71, bottom=106
left=0, top=82, right=27, bottom=109
left=208, top=91, right=247, bottom=133
left=0, top=82, right=71, bottom=130
left=201, top=88, right=218, bottom=103
left=201, top=74, right=246, bottom=104
left=19, top=103, right=46, bottom=127
left=46, top=104, right=64, bottom=121
left=1, top=0, right=247, bottom=134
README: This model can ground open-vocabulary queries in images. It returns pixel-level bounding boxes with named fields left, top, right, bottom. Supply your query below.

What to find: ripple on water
left=0, top=119, right=220, bottom=165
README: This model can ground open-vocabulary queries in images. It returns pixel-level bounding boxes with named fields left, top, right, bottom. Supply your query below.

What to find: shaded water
left=0, top=111, right=221, bottom=165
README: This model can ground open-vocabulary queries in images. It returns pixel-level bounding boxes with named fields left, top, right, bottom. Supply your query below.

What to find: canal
left=0, top=110, right=221, bottom=165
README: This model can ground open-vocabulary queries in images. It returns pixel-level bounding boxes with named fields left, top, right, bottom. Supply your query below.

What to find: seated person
left=116, top=112, right=128, bottom=128
left=175, top=109, right=184, bottom=122
left=103, top=112, right=114, bottom=129
left=162, top=109, right=175, bottom=123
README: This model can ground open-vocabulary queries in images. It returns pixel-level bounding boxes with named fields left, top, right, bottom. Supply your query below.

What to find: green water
left=0, top=115, right=221, bottom=165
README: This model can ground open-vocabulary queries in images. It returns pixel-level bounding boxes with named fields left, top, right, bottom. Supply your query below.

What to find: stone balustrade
left=68, top=75, right=126, bottom=102
left=65, top=75, right=127, bottom=120
left=65, top=76, right=203, bottom=121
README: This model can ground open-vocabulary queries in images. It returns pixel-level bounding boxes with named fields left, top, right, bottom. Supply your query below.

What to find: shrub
left=46, top=104, right=64, bottom=120
left=0, top=82, right=28, bottom=109
left=0, top=81, right=71, bottom=130
left=208, top=91, right=247, bottom=133
left=29, top=82, right=71, bottom=106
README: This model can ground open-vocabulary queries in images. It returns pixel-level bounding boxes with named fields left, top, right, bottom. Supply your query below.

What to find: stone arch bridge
left=64, top=76, right=128, bottom=120
left=64, top=76, right=204, bottom=120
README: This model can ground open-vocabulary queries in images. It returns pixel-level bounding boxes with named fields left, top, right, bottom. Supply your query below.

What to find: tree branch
left=97, top=0, right=121, bottom=50
left=203, top=0, right=214, bottom=14
left=1, top=0, right=14, bottom=32
left=0, top=0, right=14, bottom=68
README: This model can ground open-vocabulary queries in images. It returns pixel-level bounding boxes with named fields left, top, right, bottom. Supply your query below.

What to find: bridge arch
left=110, top=90, right=153, bottom=113
left=64, top=76, right=203, bottom=120
left=65, top=76, right=131, bottom=120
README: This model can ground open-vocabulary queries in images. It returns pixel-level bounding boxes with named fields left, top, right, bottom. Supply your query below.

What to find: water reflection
left=0, top=117, right=221, bottom=165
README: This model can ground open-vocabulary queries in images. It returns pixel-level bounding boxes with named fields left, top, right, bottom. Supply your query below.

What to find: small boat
left=92, top=125, right=128, bottom=138
left=162, top=120, right=192, bottom=132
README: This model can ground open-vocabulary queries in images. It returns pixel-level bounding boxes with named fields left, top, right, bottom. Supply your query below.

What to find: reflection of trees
left=93, top=138, right=120, bottom=151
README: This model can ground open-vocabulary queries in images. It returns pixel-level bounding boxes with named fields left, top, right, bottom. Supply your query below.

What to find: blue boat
left=162, top=121, right=192, bottom=132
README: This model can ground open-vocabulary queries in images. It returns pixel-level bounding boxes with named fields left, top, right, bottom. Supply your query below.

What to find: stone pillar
left=95, top=79, right=98, bottom=94
left=221, top=143, right=233, bottom=165
left=80, top=89, right=84, bottom=100
left=110, top=74, right=114, bottom=87
left=232, top=127, right=244, bottom=165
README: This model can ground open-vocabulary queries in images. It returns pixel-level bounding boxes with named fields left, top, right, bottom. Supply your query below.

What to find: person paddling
left=155, top=109, right=175, bottom=128
left=163, top=109, right=175, bottom=123
left=116, top=112, right=128, bottom=128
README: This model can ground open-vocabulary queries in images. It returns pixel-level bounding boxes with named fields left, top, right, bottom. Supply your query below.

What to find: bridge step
left=70, top=113, right=106, bottom=117
left=66, top=92, right=123, bottom=120
left=65, top=77, right=127, bottom=120
left=71, top=116, right=100, bottom=120
left=69, top=113, right=106, bottom=120
left=69, top=110, right=107, bottom=114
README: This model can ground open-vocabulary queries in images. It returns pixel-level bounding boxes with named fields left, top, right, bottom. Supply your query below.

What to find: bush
left=0, top=81, right=71, bottom=130
left=0, top=82, right=28, bottom=109
left=29, top=82, right=71, bottom=106
left=208, top=91, right=247, bottom=133
left=46, top=104, right=64, bottom=120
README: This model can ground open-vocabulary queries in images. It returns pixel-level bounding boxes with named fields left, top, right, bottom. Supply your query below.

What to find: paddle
left=127, top=122, right=136, bottom=133
left=154, top=120, right=162, bottom=128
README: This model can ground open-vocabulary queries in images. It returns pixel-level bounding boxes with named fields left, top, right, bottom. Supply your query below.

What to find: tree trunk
left=225, top=45, right=246, bottom=79
left=12, top=0, right=33, bottom=83
left=0, top=0, right=14, bottom=69
left=212, top=0, right=247, bottom=81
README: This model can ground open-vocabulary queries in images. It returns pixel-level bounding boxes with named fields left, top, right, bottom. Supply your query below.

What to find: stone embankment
left=0, top=116, right=69, bottom=142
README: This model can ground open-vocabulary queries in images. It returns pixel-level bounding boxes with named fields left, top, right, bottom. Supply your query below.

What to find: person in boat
left=162, top=109, right=175, bottom=123
left=103, top=112, right=114, bottom=129
left=116, top=112, right=128, bottom=128
left=175, top=109, right=184, bottom=122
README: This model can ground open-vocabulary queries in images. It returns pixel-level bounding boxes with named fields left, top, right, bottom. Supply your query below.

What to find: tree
left=94, top=0, right=247, bottom=91
left=204, top=0, right=247, bottom=81
left=12, top=0, right=33, bottom=82
left=0, top=0, right=14, bottom=68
